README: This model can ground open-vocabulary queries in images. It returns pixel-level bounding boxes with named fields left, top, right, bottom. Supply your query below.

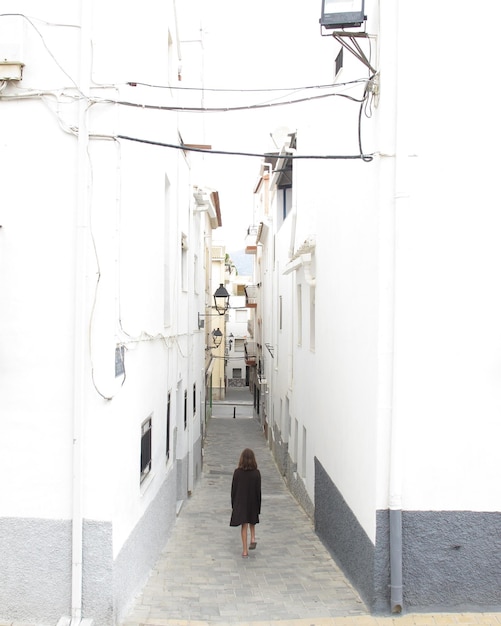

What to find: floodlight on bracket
left=319, top=0, right=376, bottom=74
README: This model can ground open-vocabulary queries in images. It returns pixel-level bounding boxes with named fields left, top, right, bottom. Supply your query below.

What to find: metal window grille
left=140, top=417, right=152, bottom=482
left=166, top=393, right=171, bottom=460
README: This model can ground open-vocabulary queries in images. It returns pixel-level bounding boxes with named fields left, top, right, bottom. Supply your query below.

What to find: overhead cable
left=96, top=90, right=366, bottom=113
left=117, top=134, right=374, bottom=161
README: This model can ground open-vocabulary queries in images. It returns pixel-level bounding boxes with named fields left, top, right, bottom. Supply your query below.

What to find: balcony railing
left=244, top=285, right=258, bottom=308
left=245, top=224, right=259, bottom=254
left=244, top=341, right=257, bottom=366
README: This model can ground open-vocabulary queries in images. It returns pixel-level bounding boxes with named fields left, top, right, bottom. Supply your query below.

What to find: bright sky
left=177, top=0, right=336, bottom=250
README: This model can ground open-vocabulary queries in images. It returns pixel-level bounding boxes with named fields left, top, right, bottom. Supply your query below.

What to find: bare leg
left=241, top=523, right=248, bottom=556
left=249, top=524, right=257, bottom=549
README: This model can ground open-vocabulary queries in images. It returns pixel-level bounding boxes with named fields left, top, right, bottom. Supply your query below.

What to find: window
left=310, top=285, right=316, bottom=351
left=278, top=187, right=292, bottom=222
left=140, top=417, right=152, bottom=483
left=166, top=392, right=171, bottom=460
left=297, top=284, right=302, bottom=346
left=181, top=233, right=188, bottom=291
left=184, top=389, right=187, bottom=429
left=301, top=426, right=307, bottom=478
left=232, top=368, right=242, bottom=379
left=234, top=338, right=245, bottom=353
left=275, top=134, right=295, bottom=226
left=235, top=309, right=248, bottom=323
left=335, top=47, right=343, bottom=78
left=293, top=418, right=298, bottom=464
left=193, top=383, right=196, bottom=416
left=115, top=345, right=125, bottom=377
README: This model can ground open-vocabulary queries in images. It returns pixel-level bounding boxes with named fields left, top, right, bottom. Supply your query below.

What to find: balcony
left=244, top=341, right=257, bottom=366
left=244, top=284, right=258, bottom=308
left=245, top=225, right=259, bottom=255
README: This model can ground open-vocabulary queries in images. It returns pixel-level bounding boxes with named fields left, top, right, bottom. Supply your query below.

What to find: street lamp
left=198, top=283, right=231, bottom=328
left=320, top=0, right=365, bottom=30
left=212, top=328, right=223, bottom=348
left=213, top=283, right=230, bottom=315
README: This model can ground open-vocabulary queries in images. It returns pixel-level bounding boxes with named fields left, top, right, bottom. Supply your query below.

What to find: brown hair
left=238, top=448, right=257, bottom=471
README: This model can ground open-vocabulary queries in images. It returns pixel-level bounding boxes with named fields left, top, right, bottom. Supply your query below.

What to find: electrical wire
left=116, top=134, right=374, bottom=161
left=124, top=78, right=368, bottom=93
left=0, top=13, right=83, bottom=94
left=95, top=90, right=366, bottom=113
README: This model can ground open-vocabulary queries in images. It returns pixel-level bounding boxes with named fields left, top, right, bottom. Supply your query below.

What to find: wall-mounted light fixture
left=198, top=283, right=231, bottom=329
left=320, top=0, right=365, bottom=30
left=213, top=283, right=230, bottom=315
left=212, top=328, right=223, bottom=348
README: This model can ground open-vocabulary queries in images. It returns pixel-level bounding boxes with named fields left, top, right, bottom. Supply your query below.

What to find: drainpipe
left=71, top=1, right=92, bottom=624
left=378, top=0, right=402, bottom=614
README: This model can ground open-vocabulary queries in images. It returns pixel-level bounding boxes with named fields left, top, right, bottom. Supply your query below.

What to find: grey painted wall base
left=0, top=468, right=178, bottom=626
left=268, top=425, right=314, bottom=521
left=314, top=458, right=501, bottom=614
left=0, top=518, right=72, bottom=622
left=112, top=468, right=178, bottom=624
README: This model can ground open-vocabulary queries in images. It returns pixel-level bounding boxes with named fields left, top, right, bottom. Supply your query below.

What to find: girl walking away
left=230, top=448, right=261, bottom=557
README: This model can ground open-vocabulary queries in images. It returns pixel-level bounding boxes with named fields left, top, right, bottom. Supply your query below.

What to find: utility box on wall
left=0, top=14, right=26, bottom=81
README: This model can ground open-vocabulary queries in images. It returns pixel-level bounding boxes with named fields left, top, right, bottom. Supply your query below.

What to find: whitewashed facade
left=249, top=0, right=501, bottom=614
left=0, top=2, right=218, bottom=624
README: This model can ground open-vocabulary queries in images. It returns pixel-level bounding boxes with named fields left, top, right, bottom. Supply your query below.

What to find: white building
left=0, top=3, right=220, bottom=624
left=224, top=270, right=252, bottom=390
left=248, top=0, right=501, bottom=615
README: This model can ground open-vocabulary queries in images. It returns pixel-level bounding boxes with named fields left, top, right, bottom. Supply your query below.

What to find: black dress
left=229, top=467, right=261, bottom=526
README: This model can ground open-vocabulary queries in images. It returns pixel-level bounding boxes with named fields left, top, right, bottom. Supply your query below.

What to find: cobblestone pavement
left=120, top=389, right=501, bottom=626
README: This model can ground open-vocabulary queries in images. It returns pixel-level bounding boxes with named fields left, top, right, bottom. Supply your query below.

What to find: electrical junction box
left=0, top=14, right=26, bottom=80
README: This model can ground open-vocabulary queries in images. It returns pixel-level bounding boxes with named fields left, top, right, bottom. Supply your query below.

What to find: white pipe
left=377, top=0, right=402, bottom=613
left=71, top=1, right=92, bottom=623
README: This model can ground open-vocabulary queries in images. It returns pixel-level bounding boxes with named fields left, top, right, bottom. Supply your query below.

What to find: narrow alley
left=120, top=387, right=367, bottom=624
left=118, top=388, right=501, bottom=626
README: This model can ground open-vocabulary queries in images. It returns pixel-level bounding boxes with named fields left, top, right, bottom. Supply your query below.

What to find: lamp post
left=320, top=0, right=365, bottom=29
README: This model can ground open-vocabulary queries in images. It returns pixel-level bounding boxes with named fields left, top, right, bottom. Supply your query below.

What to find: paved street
left=120, top=388, right=501, bottom=626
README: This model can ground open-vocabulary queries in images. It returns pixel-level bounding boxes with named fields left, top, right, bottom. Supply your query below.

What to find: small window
left=166, top=393, right=171, bottom=460
left=310, top=285, right=316, bottom=351
left=115, top=345, right=125, bottom=378
left=297, top=284, right=302, bottom=347
left=234, top=338, right=245, bottom=353
left=193, top=383, right=196, bottom=416
left=232, top=368, right=242, bottom=379
left=181, top=233, right=188, bottom=291
left=140, top=417, right=152, bottom=483
left=335, top=47, right=343, bottom=78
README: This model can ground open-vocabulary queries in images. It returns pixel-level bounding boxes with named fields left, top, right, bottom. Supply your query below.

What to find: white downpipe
left=378, top=0, right=402, bottom=613
left=71, top=1, right=92, bottom=623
